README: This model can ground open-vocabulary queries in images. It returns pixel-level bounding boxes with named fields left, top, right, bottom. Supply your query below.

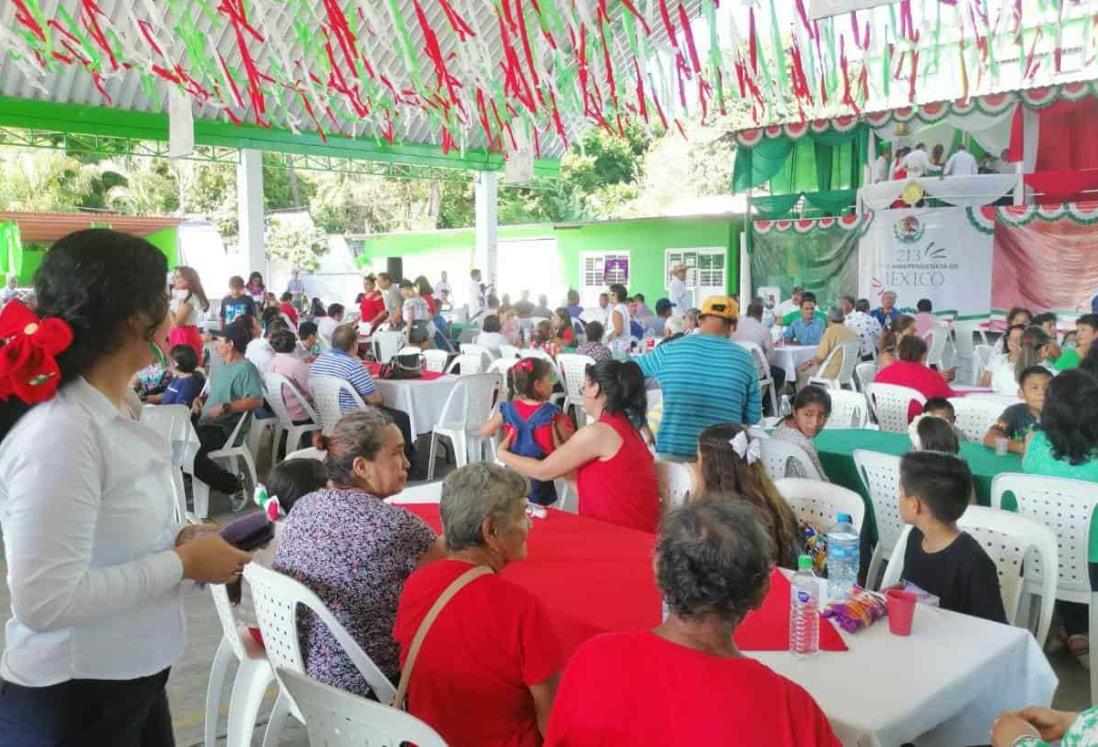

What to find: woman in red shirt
left=498, top=360, right=660, bottom=533
left=873, top=334, right=958, bottom=421
left=393, top=463, right=561, bottom=747
left=545, top=499, right=840, bottom=746
left=551, top=307, right=575, bottom=347
left=358, top=274, right=387, bottom=332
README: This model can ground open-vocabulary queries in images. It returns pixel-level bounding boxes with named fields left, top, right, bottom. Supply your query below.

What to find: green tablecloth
left=815, top=429, right=1098, bottom=562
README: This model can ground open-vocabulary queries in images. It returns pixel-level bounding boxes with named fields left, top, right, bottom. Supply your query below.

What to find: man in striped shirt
left=637, top=296, right=762, bottom=460
left=309, top=324, right=418, bottom=468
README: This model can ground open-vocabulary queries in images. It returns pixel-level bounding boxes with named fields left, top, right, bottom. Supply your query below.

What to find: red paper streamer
left=677, top=3, right=701, bottom=74
left=12, top=0, right=46, bottom=41
left=658, top=0, right=679, bottom=47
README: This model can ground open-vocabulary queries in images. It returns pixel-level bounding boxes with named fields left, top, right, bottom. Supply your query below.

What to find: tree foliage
left=265, top=219, right=329, bottom=272
left=0, top=148, right=100, bottom=211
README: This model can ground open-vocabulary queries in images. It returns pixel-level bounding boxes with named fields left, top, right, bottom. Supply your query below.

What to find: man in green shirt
left=190, top=319, right=266, bottom=509
left=1054, top=314, right=1096, bottom=372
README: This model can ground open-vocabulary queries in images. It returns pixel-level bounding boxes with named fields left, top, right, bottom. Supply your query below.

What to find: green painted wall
left=16, top=226, right=179, bottom=286
left=356, top=215, right=744, bottom=304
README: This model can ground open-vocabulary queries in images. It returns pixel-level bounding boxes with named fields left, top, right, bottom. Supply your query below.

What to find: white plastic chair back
left=461, top=342, right=494, bottom=365
left=949, top=396, right=1005, bottom=442
left=758, top=438, right=821, bottom=481
left=852, top=449, right=904, bottom=589
left=139, top=404, right=194, bottom=521
left=372, top=331, right=405, bottom=363
left=397, top=346, right=422, bottom=356
left=278, top=668, right=445, bottom=747
left=264, top=371, right=321, bottom=457
left=881, top=506, right=1058, bottom=644
left=866, top=382, right=925, bottom=433
left=499, top=344, right=521, bottom=360
left=774, top=478, right=865, bottom=533
left=308, top=375, right=366, bottom=435
left=824, top=390, right=871, bottom=429
left=557, top=353, right=596, bottom=422
left=854, top=362, right=877, bottom=392
left=446, top=353, right=485, bottom=375
left=809, top=340, right=861, bottom=390
left=210, top=582, right=250, bottom=662
left=655, top=460, right=694, bottom=511
left=952, top=320, right=980, bottom=356
left=420, top=349, right=450, bottom=372
left=436, top=373, right=500, bottom=432
left=733, top=340, right=779, bottom=414
left=924, top=325, right=949, bottom=368
left=974, top=344, right=995, bottom=381
left=285, top=447, right=326, bottom=461
left=243, top=564, right=396, bottom=719
left=486, top=358, right=517, bottom=399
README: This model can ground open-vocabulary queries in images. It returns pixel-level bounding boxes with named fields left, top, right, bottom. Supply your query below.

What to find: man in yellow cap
left=636, top=295, right=761, bottom=461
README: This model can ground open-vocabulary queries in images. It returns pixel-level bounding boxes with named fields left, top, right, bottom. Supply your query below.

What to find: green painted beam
left=0, top=97, right=560, bottom=178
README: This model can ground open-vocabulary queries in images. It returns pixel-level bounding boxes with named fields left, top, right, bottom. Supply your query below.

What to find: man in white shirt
left=871, top=145, right=892, bottom=183
left=942, top=144, right=978, bottom=177
left=468, top=268, right=487, bottom=317
left=841, top=295, right=882, bottom=360
left=774, top=286, right=804, bottom=321
left=244, top=315, right=276, bottom=372
left=902, top=143, right=931, bottom=177
left=434, top=270, right=452, bottom=300
left=668, top=263, right=691, bottom=317
left=317, top=302, right=343, bottom=345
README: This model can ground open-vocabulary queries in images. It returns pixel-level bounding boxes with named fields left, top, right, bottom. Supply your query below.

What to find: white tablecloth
left=375, top=375, right=458, bottom=441
left=751, top=603, right=1057, bottom=747
left=771, top=344, right=818, bottom=381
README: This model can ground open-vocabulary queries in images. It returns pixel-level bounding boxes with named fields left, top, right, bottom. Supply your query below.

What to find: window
left=580, top=252, right=630, bottom=306
left=665, top=248, right=727, bottom=298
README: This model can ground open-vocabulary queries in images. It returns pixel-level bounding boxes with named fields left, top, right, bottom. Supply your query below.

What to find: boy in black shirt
left=983, top=365, right=1052, bottom=454
left=897, top=451, right=1007, bottom=623
left=219, top=275, right=257, bottom=328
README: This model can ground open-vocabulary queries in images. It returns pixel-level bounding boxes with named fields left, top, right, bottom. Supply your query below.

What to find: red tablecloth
left=364, top=361, right=445, bottom=381
left=398, top=504, right=846, bottom=658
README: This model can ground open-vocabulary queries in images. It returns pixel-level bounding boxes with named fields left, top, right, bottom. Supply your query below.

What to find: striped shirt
left=637, top=334, right=762, bottom=458
left=310, top=349, right=376, bottom=412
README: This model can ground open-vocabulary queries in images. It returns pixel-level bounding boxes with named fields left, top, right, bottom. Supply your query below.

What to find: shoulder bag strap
left=391, top=565, right=493, bottom=709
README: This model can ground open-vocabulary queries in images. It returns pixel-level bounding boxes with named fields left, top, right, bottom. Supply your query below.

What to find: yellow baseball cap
left=700, top=296, right=739, bottom=320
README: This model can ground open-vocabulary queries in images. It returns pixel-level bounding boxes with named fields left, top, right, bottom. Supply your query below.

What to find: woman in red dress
left=168, top=266, right=209, bottom=360
left=358, top=274, right=387, bottom=332
left=497, top=359, right=660, bottom=533
left=545, top=499, right=840, bottom=746
left=873, top=334, right=958, bottom=421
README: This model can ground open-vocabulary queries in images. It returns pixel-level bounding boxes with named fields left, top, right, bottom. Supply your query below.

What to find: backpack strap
left=391, top=565, right=492, bottom=710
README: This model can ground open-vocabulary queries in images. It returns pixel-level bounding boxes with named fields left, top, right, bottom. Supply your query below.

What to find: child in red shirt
left=482, top=357, right=574, bottom=505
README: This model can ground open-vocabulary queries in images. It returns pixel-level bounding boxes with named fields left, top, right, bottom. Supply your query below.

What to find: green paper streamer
left=767, top=0, right=789, bottom=100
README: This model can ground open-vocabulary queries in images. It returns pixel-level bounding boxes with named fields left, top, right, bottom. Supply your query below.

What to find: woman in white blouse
left=0, top=229, right=251, bottom=746
left=605, top=283, right=632, bottom=351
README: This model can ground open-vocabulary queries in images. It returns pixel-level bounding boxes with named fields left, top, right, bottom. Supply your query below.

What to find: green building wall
left=15, top=226, right=179, bottom=286
left=355, top=215, right=744, bottom=304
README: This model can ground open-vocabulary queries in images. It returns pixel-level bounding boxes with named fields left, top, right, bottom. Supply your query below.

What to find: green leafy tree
left=265, top=219, right=330, bottom=272
left=0, top=148, right=99, bottom=211
left=103, top=158, right=180, bottom=215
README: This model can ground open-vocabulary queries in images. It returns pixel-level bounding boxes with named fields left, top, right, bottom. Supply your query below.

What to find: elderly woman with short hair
left=273, top=409, right=444, bottom=697
left=545, top=500, right=840, bottom=746
left=393, top=463, right=561, bottom=746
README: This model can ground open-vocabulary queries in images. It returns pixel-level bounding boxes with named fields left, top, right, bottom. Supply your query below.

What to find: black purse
left=379, top=353, right=423, bottom=379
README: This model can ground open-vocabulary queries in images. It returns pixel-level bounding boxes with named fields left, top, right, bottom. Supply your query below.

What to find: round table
left=771, top=344, right=817, bottom=381
left=373, top=374, right=458, bottom=441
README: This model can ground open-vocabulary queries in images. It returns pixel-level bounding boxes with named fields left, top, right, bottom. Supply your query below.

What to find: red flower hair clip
left=512, top=358, right=534, bottom=373
left=0, top=301, right=74, bottom=404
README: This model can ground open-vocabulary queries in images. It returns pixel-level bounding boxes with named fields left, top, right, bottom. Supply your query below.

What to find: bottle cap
left=797, top=554, right=813, bottom=570
left=837, top=512, right=852, bottom=523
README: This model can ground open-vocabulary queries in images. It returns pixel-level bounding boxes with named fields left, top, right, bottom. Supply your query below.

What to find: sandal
left=1068, top=634, right=1090, bottom=671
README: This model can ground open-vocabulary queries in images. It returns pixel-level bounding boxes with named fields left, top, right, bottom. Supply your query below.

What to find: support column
left=237, top=148, right=266, bottom=277
left=474, top=170, right=499, bottom=293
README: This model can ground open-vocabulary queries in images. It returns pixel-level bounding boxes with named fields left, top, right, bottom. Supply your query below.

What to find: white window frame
left=579, top=251, right=630, bottom=307
left=665, top=247, right=727, bottom=295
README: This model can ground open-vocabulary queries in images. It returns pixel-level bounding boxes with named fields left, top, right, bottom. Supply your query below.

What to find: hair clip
left=254, top=484, right=284, bottom=520
left=729, top=431, right=761, bottom=465
left=0, top=301, right=74, bottom=405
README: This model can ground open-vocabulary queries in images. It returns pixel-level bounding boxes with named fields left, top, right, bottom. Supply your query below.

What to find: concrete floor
left=0, top=436, right=1092, bottom=745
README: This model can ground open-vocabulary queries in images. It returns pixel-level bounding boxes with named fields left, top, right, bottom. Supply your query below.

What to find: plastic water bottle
left=790, top=554, right=820, bottom=658
left=826, top=512, right=860, bottom=602
left=779, top=394, right=792, bottom=418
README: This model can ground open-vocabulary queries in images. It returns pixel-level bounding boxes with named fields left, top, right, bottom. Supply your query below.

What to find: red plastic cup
left=886, top=589, right=917, bottom=636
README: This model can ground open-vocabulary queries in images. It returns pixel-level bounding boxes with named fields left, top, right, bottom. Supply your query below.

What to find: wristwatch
left=221, top=402, right=231, bottom=416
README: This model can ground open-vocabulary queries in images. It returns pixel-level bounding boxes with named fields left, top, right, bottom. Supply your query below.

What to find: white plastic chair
left=758, top=438, right=821, bottom=481
left=949, top=396, right=1006, bottom=442
left=974, top=344, right=995, bottom=383
left=499, top=344, right=521, bottom=360
left=460, top=343, right=495, bottom=368
left=854, top=362, right=877, bottom=392
left=655, top=460, right=694, bottom=512
left=924, top=325, right=950, bottom=369
left=557, top=353, right=596, bottom=425
left=421, top=348, right=450, bottom=373
left=278, top=668, right=445, bottom=747
left=285, top=447, right=325, bottom=461
left=486, top=357, right=517, bottom=400
left=992, top=474, right=1098, bottom=694
left=371, top=331, right=405, bottom=363
left=733, top=340, right=779, bottom=415
left=517, top=350, right=566, bottom=407
left=426, top=373, right=501, bottom=480
left=823, top=389, right=872, bottom=430
left=243, top=564, right=396, bottom=747
left=139, top=404, right=196, bottom=521
left=808, top=340, right=862, bottom=391
left=866, top=383, right=925, bottom=433
left=308, top=375, right=366, bottom=436
left=852, top=449, right=904, bottom=590
left=881, top=506, right=1058, bottom=646
left=205, top=584, right=274, bottom=747
left=264, top=372, right=321, bottom=464
left=774, top=478, right=866, bottom=533
left=446, top=352, right=485, bottom=375
left=205, top=411, right=258, bottom=504
left=396, top=346, right=423, bottom=356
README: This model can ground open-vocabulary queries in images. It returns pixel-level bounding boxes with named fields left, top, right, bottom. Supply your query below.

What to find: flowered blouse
left=771, top=421, right=829, bottom=480
left=1016, top=707, right=1098, bottom=746
left=272, top=487, right=437, bottom=696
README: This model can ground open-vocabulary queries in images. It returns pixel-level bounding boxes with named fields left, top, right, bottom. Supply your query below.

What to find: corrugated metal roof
left=0, top=211, right=182, bottom=243
left=0, top=0, right=694, bottom=161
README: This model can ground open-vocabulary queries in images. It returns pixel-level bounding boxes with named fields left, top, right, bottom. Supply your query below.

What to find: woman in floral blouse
left=273, top=409, right=444, bottom=696
left=992, top=705, right=1098, bottom=746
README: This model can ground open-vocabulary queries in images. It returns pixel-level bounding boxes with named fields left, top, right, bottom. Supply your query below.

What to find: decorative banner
left=858, top=208, right=993, bottom=317
left=603, top=257, right=629, bottom=283
left=980, top=204, right=1098, bottom=314
left=750, top=214, right=868, bottom=304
